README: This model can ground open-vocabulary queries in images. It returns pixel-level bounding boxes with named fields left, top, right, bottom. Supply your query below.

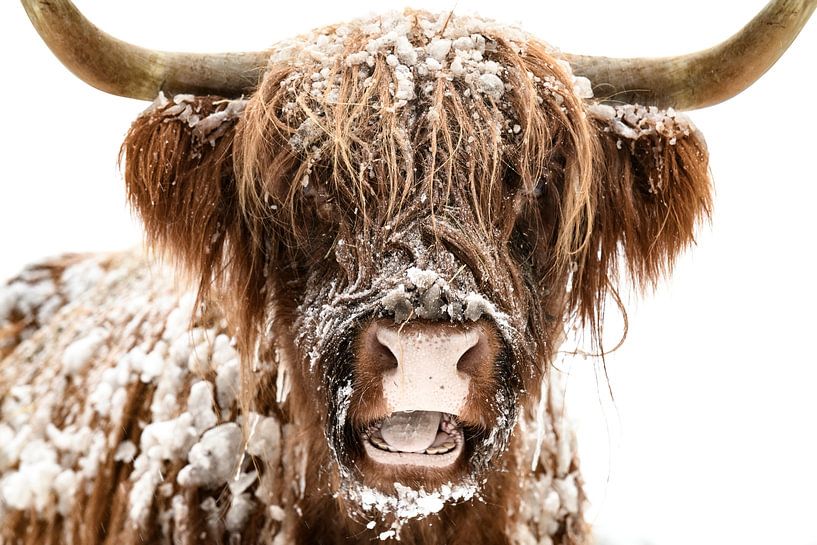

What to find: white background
left=1, top=1, right=816, bottom=544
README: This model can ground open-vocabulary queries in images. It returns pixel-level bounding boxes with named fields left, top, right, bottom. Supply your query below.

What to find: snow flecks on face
left=335, top=381, right=354, bottom=434
left=327, top=379, right=355, bottom=480
left=380, top=267, right=515, bottom=343
left=379, top=284, right=413, bottom=323
left=345, top=479, right=478, bottom=536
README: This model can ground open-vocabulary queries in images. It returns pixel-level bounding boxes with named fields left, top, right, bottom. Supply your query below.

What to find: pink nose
left=360, top=322, right=494, bottom=415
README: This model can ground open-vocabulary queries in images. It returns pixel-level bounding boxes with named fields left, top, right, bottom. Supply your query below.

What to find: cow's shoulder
left=0, top=250, right=288, bottom=544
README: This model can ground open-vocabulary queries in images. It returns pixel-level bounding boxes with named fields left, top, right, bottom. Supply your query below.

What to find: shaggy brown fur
left=2, top=10, right=711, bottom=545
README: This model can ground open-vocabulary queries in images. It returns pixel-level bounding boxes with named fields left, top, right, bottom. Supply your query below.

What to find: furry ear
left=572, top=104, right=713, bottom=325
left=121, top=95, right=267, bottom=326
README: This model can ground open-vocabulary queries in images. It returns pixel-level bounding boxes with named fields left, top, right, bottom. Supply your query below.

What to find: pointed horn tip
left=564, top=0, right=817, bottom=110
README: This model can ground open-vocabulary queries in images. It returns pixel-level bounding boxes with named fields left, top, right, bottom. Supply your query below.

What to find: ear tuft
left=121, top=94, right=255, bottom=304
left=572, top=104, right=713, bottom=324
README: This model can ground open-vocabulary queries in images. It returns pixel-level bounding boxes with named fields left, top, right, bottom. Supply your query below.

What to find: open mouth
left=362, top=411, right=464, bottom=468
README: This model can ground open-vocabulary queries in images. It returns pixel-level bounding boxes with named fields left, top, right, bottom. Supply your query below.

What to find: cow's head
left=23, top=0, right=815, bottom=526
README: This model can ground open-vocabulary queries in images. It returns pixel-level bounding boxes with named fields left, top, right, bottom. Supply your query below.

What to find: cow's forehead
left=236, top=9, right=593, bottom=248
left=263, top=9, right=592, bottom=116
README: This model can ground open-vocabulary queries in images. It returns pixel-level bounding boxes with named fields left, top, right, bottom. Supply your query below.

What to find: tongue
left=379, top=411, right=442, bottom=453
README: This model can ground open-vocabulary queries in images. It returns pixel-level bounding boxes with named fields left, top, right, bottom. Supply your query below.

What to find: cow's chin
left=352, top=411, right=473, bottom=491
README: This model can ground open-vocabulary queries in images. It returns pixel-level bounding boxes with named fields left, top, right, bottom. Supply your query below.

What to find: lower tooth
left=427, top=443, right=456, bottom=455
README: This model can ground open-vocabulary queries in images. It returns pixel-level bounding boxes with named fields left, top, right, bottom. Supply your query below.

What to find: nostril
left=375, top=341, right=398, bottom=372
left=456, top=345, right=478, bottom=375
left=366, top=327, right=398, bottom=373
left=456, top=332, right=488, bottom=376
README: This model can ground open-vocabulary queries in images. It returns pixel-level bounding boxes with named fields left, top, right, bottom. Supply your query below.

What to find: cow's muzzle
left=354, top=320, right=501, bottom=468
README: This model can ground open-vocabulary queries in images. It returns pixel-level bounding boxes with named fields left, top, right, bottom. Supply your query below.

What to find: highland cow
left=1, top=1, right=815, bottom=544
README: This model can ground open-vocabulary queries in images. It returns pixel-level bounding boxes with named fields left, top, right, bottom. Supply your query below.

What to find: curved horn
left=565, top=0, right=816, bottom=110
left=21, top=0, right=270, bottom=100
